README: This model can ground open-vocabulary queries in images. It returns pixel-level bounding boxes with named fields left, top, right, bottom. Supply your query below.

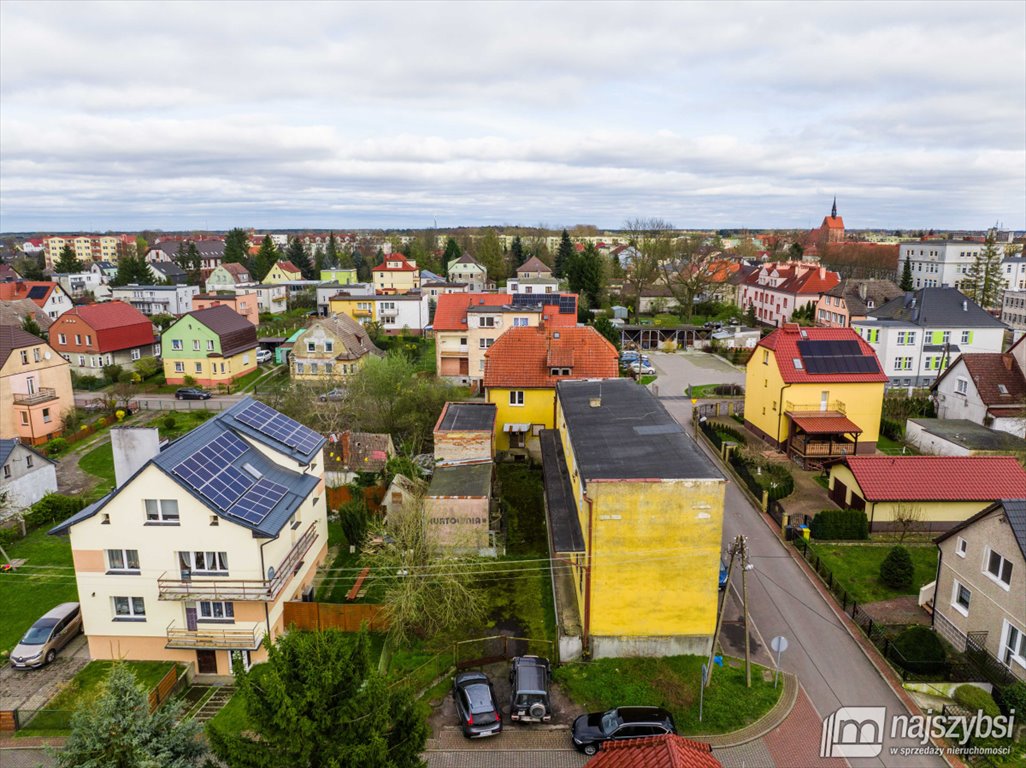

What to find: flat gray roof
left=438, top=402, right=496, bottom=432
left=910, top=418, right=1026, bottom=452
left=428, top=462, right=492, bottom=497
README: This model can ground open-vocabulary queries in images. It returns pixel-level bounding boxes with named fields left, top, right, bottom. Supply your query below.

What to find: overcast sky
left=2, top=1, right=1024, bottom=233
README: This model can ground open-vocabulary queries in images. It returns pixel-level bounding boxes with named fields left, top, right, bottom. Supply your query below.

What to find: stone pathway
left=191, top=686, right=235, bottom=723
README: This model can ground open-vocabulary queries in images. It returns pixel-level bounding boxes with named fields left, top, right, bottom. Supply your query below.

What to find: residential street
left=73, top=391, right=243, bottom=412
left=651, top=351, right=947, bottom=768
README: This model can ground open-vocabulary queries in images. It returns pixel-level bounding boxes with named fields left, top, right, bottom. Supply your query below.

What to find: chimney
left=589, top=397, right=602, bottom=408
left=962, top=300, right=968, bottom=311
left=819, top=267, right=826, bottom=279
left=858, top=282, right=868, bottom=301
left=111, top=427, right=161, bottom=488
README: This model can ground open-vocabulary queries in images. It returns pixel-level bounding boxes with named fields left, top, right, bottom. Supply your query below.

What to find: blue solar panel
left=229, top=478, right=288, bottom=524
left=235, top=401, right=323, bottom=455
left=172, top=431, right=255, bottom=510
left=203, top=465, right=255, bottom=510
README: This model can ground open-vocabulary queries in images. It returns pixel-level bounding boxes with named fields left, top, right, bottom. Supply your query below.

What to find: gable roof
left=220, top=262, right=251, bottom=280
left=824, top=279, right=905, bottom=317
left=0, top=281, right=61, bottom=308
left=179, top=305, right=257, bottom=356
left=935, top=499, right=1026, bottom=563
left=0, top=299, right=53, bottom=331
left=450, top=253, right=484, bottom=268
left=54, top=301, right=155, bottom=352
left=867, top=287, right=1005, bottom=328
left=584, top=734, right=719, bottom=768
left=517, top=256, right=552, bottom=275
left=0, top=324, right=52, bottom=367
left=0, top=438, right=55, bottom=469
left=50, top=397, right=324, bottom=538
left=757, top=324, right=887, bottom=384
left=483, top=326, right=618, bottom=388
left=933, top=352, right=1026, bottom=413
left=842, top=456, right=1026, bottom=502
left=298, top=315, right=382, bottom=361
left=274, top=260, right=302, bottom=276
left=373, top=255, right=418, bottom=272
left=0, top=263, right=21, bottom=281
left=742, top=262, right=840, bottom=295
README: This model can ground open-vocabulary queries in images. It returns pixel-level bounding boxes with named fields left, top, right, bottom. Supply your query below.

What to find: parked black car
left=175, top=387, right=211, bottom=400
left=508, top=655, right=552, bottom=722
left=452, top=671, right=502, bottom=738
left=571, top=706, right=677, bottom=755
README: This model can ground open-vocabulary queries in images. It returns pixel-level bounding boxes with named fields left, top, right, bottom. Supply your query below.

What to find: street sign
left=770, top=635, right=788, bottom=688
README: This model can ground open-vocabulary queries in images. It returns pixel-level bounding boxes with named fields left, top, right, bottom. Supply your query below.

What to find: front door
left=196, top=650, right=218, bottom=674
left=185, top=605, right=198, bottom=631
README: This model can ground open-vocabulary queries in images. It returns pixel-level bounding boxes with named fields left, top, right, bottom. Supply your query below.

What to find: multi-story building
left=44, top=235, right=132, bottom=269
left=434, top=293, right=578, bottom=390
left=263, top=261, right=303, bottom=284
left=0, top=326, right=75, bottom=445
left=483, top=326, right=618, bottom=458
left=111, top=284, right=200, bottom=317
left=544, top=378, right=725, bottom=659
left=327, top=293, right=429, bottom=335
left=932, top=335, right=1025, bottom=438
left=49, top=302, right=159, bottom=375
left=0, top=439, right=57, bottom=517
left=852, top=287, right=1007, bottom=389
left=147, top=240, right=226, bottom=280
left=929, top=500, right=1026, bottom=683
left=815, top=279, right=904, bottom=328
left=205, top=263, right=252, bottom=292
left=47, top=401, right=329, bottom=675
left=372, top=255, right=420, bottom=295
left=744, top=325, right=888, bottom=466
left=0, top=281, right=74, bottom=320
left=901, top=237, right=1011, bottom=292
left=192, top=293, right=259, bottom=326
left=289, top=315, right=382, bottom=382
left=1001, top=290, right=1026, bottom=336
left=319, top=268, right=358, bottom=285
left=447, top=254, right=488, bottom=292
left=149, top=261, right=188, bottom=285
left=53, top=271, right=106, bottom=300
left=738, top=262, right=841, bottom=327
left=161, top=305, right=258, bottom=387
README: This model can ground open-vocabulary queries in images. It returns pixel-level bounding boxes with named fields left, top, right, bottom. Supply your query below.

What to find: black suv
left=508, top=655, right=552, bottom=722
left=175, top=387, right=211, bottom=400
left=571, top=706, right=677, bottom=755
left=452, top=671, right=502, bottom=738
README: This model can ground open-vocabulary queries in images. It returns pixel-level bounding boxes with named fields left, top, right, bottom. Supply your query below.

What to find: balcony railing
left=157, top=523, right=319, bottom=602
left=785, top=399, right=846, bottom=414
left=165, top=621, right=264, bottom=650
left=439, top=346, right=469, bottom=357
left=13, top=388, right=58, bottom=406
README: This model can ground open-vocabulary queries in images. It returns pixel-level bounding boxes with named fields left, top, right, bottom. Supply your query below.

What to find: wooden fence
left=147, top=664, right=185, bottom=712
left=283, top=601, right=388, bottom=632
left=325, top=485, right=385, bottom=513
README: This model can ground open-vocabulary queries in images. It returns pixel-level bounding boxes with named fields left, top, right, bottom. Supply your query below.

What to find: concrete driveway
left=644, top=351, right=745, bottom=406
left=0, top=634, right=89, bottom=713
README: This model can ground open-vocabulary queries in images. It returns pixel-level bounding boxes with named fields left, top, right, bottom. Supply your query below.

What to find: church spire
left=831, top=197, right=837, bottom=219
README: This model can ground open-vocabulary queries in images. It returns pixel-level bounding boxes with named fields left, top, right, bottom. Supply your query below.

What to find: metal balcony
left=165, top=621, right=264, bottom=650
left=13, top=388, right=58, bottom=406
left=157, top=524, right=319, bottom=602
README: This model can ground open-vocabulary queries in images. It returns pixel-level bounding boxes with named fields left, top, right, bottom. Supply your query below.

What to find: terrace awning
left=789, top=413, right=863, bottom=435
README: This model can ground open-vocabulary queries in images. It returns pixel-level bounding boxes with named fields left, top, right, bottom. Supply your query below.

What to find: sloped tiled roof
left=221, top=263, right=251, bottom=279
left=451, top=253, right=483, bottom=267
left=584, top=734, right=720, bottom=768
left=0, top=324, right=50, bottom=367
left=54, top=301, right=155, bottom=352
left=824, top=279, right=905, bottom=317
left=868, top=287, right=1005, bottom=328
left=0, top=299, right=53, bottom=331
left=743, top=262, right=840, bottom=295
left=275, top=260, right=302, bottom=276
left=435, top=292, right=578, bottom=332
left=0, top=281, right=58, bottom=308
left=483, top=326, right=618, bottom=388
left=373, top=256, right=418, bottom=272
left=299, top=315, right=382, bottom=361
left=757, top=325, right=888, bottom=384
left=183, top=305, right=257, bottom=356
left=843, top=456, right=1026, bottom=502
left=950, top=353, right=1026, bottom=409
left=516, top=256, right=553, bottom=275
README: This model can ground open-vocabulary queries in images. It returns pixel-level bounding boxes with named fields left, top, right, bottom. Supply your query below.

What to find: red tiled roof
left=275, top=260, right=301, bottom=275
left=0, top=281, right=57, bottom=307
left=585, top=734, right=721, bottom=768
left=373, top=256, right=418, bottom=272
left=51, top=301, right=155, bottom=353
left=483, top=326, right=618, bottom=388
left=757, top=325, right=888, bottom=384
left=742, top=262, right=840, bottom=295
left=958, top=353, right=1026, bottom=408
left=789, top=412, right=863, bottom=435
left=434, top=293, right=579, bottom=332
left=843, top=456, right=1026, bottom=501
left=221, top=263, right=250, bottom=278
left=823, top=215, right=845, bottom=230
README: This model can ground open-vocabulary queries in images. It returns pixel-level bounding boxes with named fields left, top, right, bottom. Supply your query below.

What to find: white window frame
left=145, top=498, right=180, bottom=524
left=180, top=550, right=229, bottom=575
left=112, top=596, right=146, bottom=620
left=1000, top=620, right=1026, bottom=669
left=207, top=339, right=215, bottom=351
left=174, top=361, right=185, bottom=373
left=172, top=339, right=183, bottom=351
left=194, top=362, right=203, bottom=374
left=983, top=547, right=1013, bottom=590
left=193, top=339, right=201, bottom=351
left=509, top=390, right=525, bottom=406
left=131, top=348, right=141, bottom=361
left=950, top=579, right=971, bottom=617
left=307, top=341, right=316, bottom=352
left=198, top=600, right=235, bottom=622
left=956, top=537, right=967, bottom=558
left=106, top=549, right=140, bottom=573
left=58, top=333, right=66, bottom=344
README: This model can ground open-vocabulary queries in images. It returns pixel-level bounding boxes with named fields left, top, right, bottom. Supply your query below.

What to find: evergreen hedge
left=889, top=626, right=947, bottom=675
left=809, top=508, right=869, bottom=540
left=880, top=545, right=914, bottom=590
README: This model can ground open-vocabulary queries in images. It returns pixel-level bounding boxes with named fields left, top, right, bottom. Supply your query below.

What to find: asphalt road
left=651, top=351, right=946, bottom=768
left=74, top=391, right=243, bottom=411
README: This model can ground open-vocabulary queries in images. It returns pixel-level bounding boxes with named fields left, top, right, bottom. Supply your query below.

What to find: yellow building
left=328, top=294, right=377, bottom=324
left=543, top=379, right=726, bottom=659
left=483, top=326, right=618, bottom=457
left=827, top=456, right=1026, bottom=532
left=1, top=326, right=75, bottom=445
left=49, top=399, right=329, bottom=676
left=262, top=260, right=303, bottom=284
left=744, top=324, right=887, bottom=468
left=372, top=255, right=420, bottom=294
left=289, top=315, right=382, bottom=381
left=161, top=305, right=258, bottom=387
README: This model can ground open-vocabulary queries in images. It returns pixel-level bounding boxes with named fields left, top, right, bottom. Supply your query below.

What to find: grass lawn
left=555, top=655, right=780, bottom=735
left=876, top=435, right=918, bottom=455
left=689, top=383, right=741, bottom=399
left=18, top=660, right=178, bottom=736
left=152, top=409, right=215, bottom=441
left=640, top=374, right=657, bottom=386
left=805, top=541, right=938, bottom=604
left=812, top=475, right=830, bottom=490
left=78, top=441, right=115, bottom=491
left=0, top=527, right=77, bottom=653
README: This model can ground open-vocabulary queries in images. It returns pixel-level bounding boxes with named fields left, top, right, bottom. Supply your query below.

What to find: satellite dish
left=44, top=351, right=52, bottom=360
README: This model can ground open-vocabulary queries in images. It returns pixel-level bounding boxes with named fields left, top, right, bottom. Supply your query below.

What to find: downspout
left=930, top=548, right=943, bottom=628
left=583, top=493, right=594, bottom=656
left=259, top=535, right=277, bottom=644
left=776, top=382, right=792, bottom=449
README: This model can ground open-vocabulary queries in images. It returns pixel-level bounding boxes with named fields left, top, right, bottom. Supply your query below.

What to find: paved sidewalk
left=0, top=746, right=57, bottom=768
left=425, top=727, right=588, bottom=768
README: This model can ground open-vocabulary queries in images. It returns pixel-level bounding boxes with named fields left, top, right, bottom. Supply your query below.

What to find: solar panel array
left=28, top=286, right=49, bottom=299
left=510, top=293, right=575, bottom=314
left=228, top=478, right=288, bottom=524
left=796, top=340, right=882, bottom=375
left=234, top=401, right=322, bottom=455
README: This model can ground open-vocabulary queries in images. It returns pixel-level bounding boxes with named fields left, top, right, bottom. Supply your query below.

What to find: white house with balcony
left=111, top=285, right=200, bottom=317
left=49, top=402, right=328, bottom=677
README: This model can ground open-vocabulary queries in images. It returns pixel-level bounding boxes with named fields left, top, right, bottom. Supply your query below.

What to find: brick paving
left=425, top=727, right=588, bottom=768
left=763, top=686, right=846, bottom=768
left=0, top=636, right=89, bottom=712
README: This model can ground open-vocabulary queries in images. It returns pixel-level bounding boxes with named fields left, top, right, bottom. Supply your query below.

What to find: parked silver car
left=10, top=603, right=82, bottom=669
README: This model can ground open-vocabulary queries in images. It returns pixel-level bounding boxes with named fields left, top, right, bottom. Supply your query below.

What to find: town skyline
left=1, top=1, right=1024, bottom=232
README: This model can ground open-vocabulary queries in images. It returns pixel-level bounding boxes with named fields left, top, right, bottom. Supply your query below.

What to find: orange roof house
left=584, top=734, right=721, bottom=768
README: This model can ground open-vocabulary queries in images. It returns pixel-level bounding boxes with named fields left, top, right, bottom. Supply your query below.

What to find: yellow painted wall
left=486, top=387, right=554, bottom=451
left=744, top=348, right=885, bottom=445
left=328, top=297, right=376, bottom=324
left=263, top=264, right=300, bottom=284
left=163, top=348, right=257, bottom=386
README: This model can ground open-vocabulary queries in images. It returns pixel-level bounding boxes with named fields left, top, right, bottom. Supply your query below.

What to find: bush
left=809, top=508, right=869, bottom=540
left=71, top=372, right=105, bottom=391
left=43, top=437, right=69, bottom=457
left=338, top=501, right=369, bottom=552
left=880, top=417, right=904, bottom=441
left=726, top=451, right=794, bottom=501
left=954, top=685, right=1001, bottom=718
left=183, top=375, right=197, bottom=386
left=889, top=626, right=947, bottom=675
left=880, top=546, right=914, bottom=590
left=162, top=414, right=177, bottom=430
left=22, top=493, right=87, bottom=530
left=994, top=680, right=1026, bottom=718
left=102, top=363, right=124, bottom=384
left=713, top=383, right=744, bottom=397
left=134, top=356, right=162, bottom=380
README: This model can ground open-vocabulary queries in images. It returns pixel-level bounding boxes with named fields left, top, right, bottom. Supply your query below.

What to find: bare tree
left=621, top=218, right=673, bottom=317
left=659, top=234, right=719, bottom=322
left=891, top=501, right=924, bottom=543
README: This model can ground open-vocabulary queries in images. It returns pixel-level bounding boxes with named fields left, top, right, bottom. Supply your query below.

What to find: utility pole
left=739, top=534, right=752, bottom=687
left=706, top=534, right=740, bottom=687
